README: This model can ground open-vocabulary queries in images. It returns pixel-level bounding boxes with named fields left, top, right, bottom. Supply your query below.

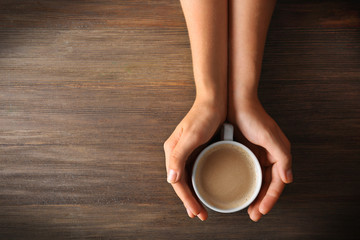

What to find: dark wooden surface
left=0, top=0, right=359, bottom=239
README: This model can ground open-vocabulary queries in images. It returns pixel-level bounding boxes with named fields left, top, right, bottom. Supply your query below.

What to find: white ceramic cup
left=192, top=123, right=262, bottom=213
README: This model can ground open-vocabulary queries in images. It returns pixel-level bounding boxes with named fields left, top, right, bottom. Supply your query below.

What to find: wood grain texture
left=0, top=0, right=359, bottom=239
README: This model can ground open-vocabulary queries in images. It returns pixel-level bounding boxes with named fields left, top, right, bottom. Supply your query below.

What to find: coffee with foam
left=194, top=143, right=258, bottom=210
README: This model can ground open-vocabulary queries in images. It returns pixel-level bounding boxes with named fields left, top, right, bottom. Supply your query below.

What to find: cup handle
left=222, top=123, right=234, bottom=141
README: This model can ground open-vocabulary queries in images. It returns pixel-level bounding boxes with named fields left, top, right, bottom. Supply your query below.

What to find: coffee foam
left=194, top=143, right=258, bottom=210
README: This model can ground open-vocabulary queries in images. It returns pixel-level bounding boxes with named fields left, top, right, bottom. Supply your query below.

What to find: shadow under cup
left=192, top=140, right=262, bottom=213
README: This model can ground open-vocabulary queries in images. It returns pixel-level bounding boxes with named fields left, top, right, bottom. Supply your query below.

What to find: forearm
left=229, top=0, right=276, bottom=102
left=180, top=0, right=228, bottom=107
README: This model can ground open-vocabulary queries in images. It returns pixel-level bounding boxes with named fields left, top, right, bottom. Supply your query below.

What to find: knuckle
left=283, top=152, right=292, bottom=163
left=163, top=140, right=171, bottom=152
left=191, top=131, right=203, bottom=143
left=190, top=126, right=208, bottom=144
left=260, top=129, right=272, bottom=146
left=267, top=120, right=278, bottom=131
left=268, top=188, right=282, bottom=199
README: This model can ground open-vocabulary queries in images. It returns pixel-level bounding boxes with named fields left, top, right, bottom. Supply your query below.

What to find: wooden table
left=1, top=0, right=359, bottom=239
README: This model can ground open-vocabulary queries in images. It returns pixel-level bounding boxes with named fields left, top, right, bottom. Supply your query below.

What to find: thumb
left=167, top=133, right=200, bottom=184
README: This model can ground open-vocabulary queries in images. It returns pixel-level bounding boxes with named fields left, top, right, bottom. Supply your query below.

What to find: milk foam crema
left=195, top=143, right=258, bottom=210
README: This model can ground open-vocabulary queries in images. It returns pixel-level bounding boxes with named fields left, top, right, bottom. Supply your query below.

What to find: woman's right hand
left=164, top=97, right=226, bottom=221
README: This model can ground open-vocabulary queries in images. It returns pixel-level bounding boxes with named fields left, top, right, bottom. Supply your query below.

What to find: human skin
left=164, top=0, right=293, bottom=222
left=228, top=0, right=293, bottom=222
left=163, top=0, right=228, bottom=221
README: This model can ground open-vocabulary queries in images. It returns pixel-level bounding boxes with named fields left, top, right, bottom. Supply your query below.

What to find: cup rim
left=192, top=140, right=262, bottom=213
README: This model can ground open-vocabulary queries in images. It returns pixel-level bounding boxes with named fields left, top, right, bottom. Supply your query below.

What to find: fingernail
left=167, top=169, right=177, bottom=183
left=286, top=169, right=293, bottom=183
left=251, top=213, right=262, bottom=222
left=197, top=212, right=207, bottom=221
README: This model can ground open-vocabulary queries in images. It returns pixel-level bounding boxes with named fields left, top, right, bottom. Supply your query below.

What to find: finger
left=247, top=204, right=256, bottom=220
left=164, top=126, right=183, bottom=172
left=264, top=129, right=293, bottom=184
left=267, top=151, right=292, bottom=184
left=249, top=208, right=262, bottom=222
left=248, top=193, right=264, bottom=222
left=197, top=211, right=208, bottom=221
left=276, top=127, right=293, bottom=183
left=259, top=163, right=285, bottom=215
left=167, top=133, right=201, bottom=184
left=172, top=179, right=208, bottom=221
left=248, top=167, right=271, bottom=222
left=247, top=204, right=253, bottom=215
left=277, top=154, right=293, bottom=184
left=185, top=207, right=196, bottom=218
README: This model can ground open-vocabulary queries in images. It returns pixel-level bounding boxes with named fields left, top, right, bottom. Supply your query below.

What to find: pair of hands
left=164, top=96, right=292, bottom=222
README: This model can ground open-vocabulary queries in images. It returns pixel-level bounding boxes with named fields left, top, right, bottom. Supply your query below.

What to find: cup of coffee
left=192, top=123, right=262, bottom=213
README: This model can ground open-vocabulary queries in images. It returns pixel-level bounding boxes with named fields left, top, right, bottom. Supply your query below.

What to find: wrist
left=229, top=73, right=260, bottom=108
left=196, top=89, right=226, bottom=106
left=229, top=65, right=259, bottom=103
left=194, top=93, right=227, bottom=121
left=228, top=86, right=261, bottom=120
left=195, top=78, right=227, bottom=106
left=196, top=78, right=227, bottom=102
left=229, top=87, right=258, bottom=106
